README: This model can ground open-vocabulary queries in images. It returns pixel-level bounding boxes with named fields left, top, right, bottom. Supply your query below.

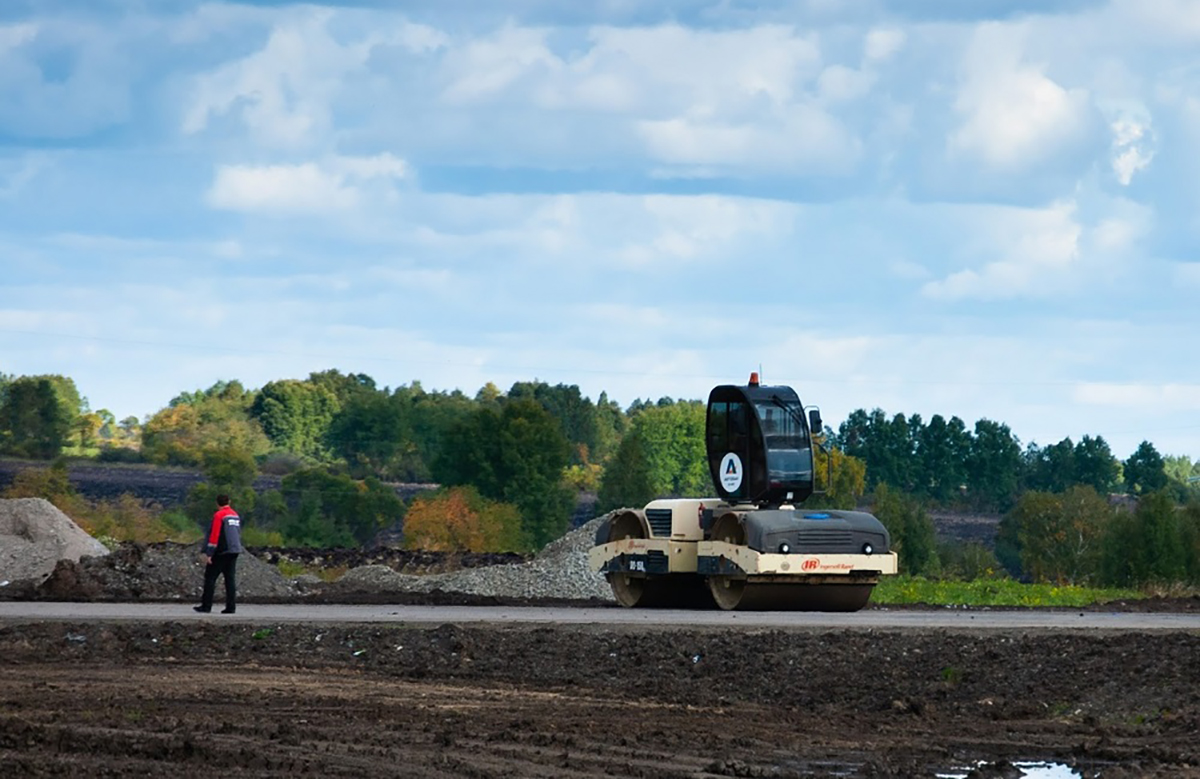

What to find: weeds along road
left=3, top=601, right=1200, bottom=630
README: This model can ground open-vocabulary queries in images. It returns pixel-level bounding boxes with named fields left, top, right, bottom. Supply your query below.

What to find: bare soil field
left=2, top=620, right=1199, bottom=777
left=3, top=474, right=1199, bottom=776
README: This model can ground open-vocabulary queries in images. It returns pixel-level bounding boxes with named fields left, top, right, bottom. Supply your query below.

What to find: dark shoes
left=221, top=608, right=236, bottom=614
left=193, top=606, right=210, bottom=613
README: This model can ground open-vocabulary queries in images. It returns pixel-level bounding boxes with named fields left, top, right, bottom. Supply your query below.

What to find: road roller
left=588, top=373, right=898, bottom=610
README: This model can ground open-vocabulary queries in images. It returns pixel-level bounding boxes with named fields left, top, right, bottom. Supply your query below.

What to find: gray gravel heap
left=331, top=515, right=615, bottom=602
left=0, top=498, right=110, bottom=585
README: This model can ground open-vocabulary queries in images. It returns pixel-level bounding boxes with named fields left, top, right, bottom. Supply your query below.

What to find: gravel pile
left=3, top=507, right=616, bottom=605
left=0, top=498, right=109, bottom=585
left=329, top=515, right=614, bottom=602
left=33, top=542, right=298, bottom=602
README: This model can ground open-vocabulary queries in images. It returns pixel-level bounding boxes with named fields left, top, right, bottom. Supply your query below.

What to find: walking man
left=195, top=494, right=243, bottom=614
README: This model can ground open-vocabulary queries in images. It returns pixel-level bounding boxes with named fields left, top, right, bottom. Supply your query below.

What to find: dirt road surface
left=5, top=601, right=1200, bottom=631
left=3, top=609, right=1199, bottom=778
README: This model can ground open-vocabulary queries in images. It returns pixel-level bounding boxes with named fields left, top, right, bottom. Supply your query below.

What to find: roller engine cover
left=738, top=508, right=890, bottom=556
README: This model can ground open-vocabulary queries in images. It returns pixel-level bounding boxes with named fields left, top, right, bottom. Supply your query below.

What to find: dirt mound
left=0, top=498, right=109, bottom=586
left=323, top=516, right=613, bottom=603
left=23, top=541, right=298, bottom=603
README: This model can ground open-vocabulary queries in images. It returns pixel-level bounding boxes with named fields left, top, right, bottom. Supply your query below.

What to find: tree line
left=835, top=408, right=1195, bottom=509
left=2, top=370, right=1198, bottom=589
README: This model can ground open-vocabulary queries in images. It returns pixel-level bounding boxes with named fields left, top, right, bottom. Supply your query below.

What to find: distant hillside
left=0, top=459, right=432, bottom=508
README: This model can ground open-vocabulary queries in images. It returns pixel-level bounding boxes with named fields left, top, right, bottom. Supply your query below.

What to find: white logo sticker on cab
left=719, top=452, right=743, bottom=492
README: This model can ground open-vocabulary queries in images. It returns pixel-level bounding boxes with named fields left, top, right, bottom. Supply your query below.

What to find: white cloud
left=919, top=195, right=1151, bottom=302
left=864, top=28, right=905, bottom=61
left=441, top=25, right=558, bottom=104
left=921, top=201, right=1082, bottom=300
left=435, top=23, right=857, bottom=173
left=1175, top=262, right=1200, bottom=288
left=948, top=23, right=1091, bottom=169
left=1110, top=114, right=1155, bottom=185
left=0, top=20, right=132, bottom=138
left=1110, top=0, right=1200, bottom=42
left=206, top=154, right=407, bottom=215
left=0, top=23, right=37, bottom=50
left=328, top=153, right=408, bottom=180
left=0, top=153, right=47, bottom=198
left=817, top=64, right=874, bottom=103
left=637, top=105, right=858, bottom=173
left=888, top=259, right=930, bottom=280
left=1074, top=382, right=1200, bottom=411
left=610, top=195, right=794, bottom=266
left=183, top=10, right=374, bottom=148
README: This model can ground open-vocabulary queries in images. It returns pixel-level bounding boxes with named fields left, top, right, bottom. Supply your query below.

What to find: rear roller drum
left=608, top=572, right=646, bottom=608
left=605, top=511, right=712, bottom=608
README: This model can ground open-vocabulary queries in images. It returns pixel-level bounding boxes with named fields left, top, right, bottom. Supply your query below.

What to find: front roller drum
left=705, top=511, right=875, bottom=611
left=707, top=577, right=875, bottom=611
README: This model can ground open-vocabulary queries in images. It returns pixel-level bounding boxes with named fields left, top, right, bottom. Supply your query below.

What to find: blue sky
left=2, top=0, right=1199, bottom=461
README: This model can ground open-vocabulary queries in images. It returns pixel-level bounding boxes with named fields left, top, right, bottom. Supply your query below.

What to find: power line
left=5, top=327, right=1200, bottom=390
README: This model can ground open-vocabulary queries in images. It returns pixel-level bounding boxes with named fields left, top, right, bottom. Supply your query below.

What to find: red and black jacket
left=206, top=506, right=244, bottom=557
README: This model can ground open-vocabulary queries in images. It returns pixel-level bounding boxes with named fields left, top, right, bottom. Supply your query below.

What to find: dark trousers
left=200, top=554, right=238, bottom=611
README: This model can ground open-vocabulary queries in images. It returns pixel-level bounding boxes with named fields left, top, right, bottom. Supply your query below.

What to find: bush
left=872, top=484, right=940, bottom=577
left=96, top=445, right=145, bottom=464
left=404, top=486, right=526, bottom=553
left=241, top=526, right=285, bottom=547
left=937, top=540, right=1002, bottom=581
left=258, top=451, right=308, bottom=476
left=273, top=467, right=406, bottom=547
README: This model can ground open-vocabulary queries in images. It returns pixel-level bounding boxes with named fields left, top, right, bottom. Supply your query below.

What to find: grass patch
left=274, top=561, right=348, bottom=583
left=316, top=564, right=348, bottom=583
left=873, top=575, right=1143, bottom=608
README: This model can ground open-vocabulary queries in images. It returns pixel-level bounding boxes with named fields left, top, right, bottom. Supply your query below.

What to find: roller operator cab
left=587, top=374, right=899, bottom=611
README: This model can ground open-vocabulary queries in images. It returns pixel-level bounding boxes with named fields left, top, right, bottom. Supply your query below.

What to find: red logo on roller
left=801, top=558, right=820, bottom=571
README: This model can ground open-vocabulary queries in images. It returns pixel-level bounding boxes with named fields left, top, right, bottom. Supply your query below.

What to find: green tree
left=596, top=429, right=656, bottom=512
left=325, top=391, right=414, bottom=478
left=274, top=468, right=405, bottom=547
left=1007, top=486, right=1109, bottom=584
left=508, top=381, right=600, bottom=466
left=142, top=381, right=270, bottom=466
left=809, top=440, right=867, bottom=510
left=434, top=398, right=573, bottom=548
left=1181, top=500, right=1200, bottom=584
left=400, top=383, right=476, bottom=482
left=631, top=401, right=708, bottom=498
left=839, top=409, right=919, bottom=492
left=592, top=390, right=627, bottom=465
left=183, top=446, right=259, bottom=533
left=915, top=414, right=970, bottom=501
left=307, top=369, right=377, bottom=404
left=0, top=376, right=72, bottom=459
left=871, top=483, right=939, bottom=576
left=1123, top=441, right=1167, bottom=495
left=1099, top=491, right=1186, bottom=586
left=1073, top=436, right=1120, bottom=495
left=251, top=379, right=340, bottom=460
left=964, top=419, right=1022, bottom=511
left=1024, top=438, right=1077, bottom=493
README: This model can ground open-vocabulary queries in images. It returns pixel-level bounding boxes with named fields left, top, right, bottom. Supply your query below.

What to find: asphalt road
left=2, top=602, right=1200, bottom=630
